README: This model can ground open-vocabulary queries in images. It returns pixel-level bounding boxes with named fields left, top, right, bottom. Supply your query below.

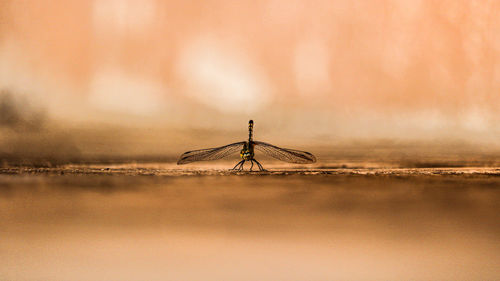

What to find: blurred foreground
left=1, top=166, right=499, bottom=280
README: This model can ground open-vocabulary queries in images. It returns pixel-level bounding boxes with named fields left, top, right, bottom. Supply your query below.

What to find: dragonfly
left=177, top=120, right=316, bottom=171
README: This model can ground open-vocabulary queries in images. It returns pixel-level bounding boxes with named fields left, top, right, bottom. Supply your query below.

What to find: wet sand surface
left=1, top=165, right=499, bottom=280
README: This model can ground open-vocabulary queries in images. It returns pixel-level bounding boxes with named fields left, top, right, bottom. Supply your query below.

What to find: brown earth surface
left=1, top=165, right=499, bottom=280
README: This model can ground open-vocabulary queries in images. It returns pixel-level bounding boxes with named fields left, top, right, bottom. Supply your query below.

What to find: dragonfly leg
left=231, top=160, right=244, bottom=171
left=250, top=160, right=254, bottom=171
left=238, top=160, right=245, bottom=171
left=253, top=159, right=266, bottom=171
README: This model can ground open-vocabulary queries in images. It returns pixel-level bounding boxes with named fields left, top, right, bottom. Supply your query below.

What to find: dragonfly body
left=240, top=142, right=254, bottom=160
left=240, top=120, right=255, bottom=160
left=177, top=120, right=316, bottom=171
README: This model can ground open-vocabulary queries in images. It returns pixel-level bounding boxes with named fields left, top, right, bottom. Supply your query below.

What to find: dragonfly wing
left=254, top=141, right=316, bottom=164
left=177, top=142, right=245, bottom=164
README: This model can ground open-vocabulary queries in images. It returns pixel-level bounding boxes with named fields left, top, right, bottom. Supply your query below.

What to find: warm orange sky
left=0, top=0, right=499, bottom=140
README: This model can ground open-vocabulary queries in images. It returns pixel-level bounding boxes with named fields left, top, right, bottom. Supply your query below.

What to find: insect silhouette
left=177, top=120, right=316, bottom=171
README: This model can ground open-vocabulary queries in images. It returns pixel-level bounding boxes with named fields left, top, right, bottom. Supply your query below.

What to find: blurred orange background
left=0, top=0, right=499, bottom=162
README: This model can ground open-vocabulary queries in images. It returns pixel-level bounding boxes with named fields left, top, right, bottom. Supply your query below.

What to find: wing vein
left=177, top=142, right=245, bottom=164
left=253, top=141, right=316, bottom=164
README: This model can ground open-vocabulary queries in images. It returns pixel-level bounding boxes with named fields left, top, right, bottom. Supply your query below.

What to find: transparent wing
left=177, top=142, right=245, bottom=164
left=254, top=141, right=316, bottom=164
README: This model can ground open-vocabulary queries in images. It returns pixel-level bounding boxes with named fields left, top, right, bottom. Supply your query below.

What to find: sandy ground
left=1, top=165, right=499, bottom=280
left=2, top=164, right=500, bottom=176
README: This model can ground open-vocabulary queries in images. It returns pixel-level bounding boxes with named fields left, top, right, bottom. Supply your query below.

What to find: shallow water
left=1, top=167, right=499, bottom=280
